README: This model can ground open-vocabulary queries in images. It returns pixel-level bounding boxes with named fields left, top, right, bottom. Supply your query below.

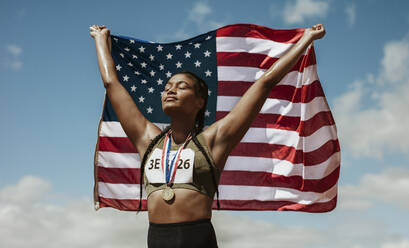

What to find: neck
left=170, top=118, right=196, bottom=144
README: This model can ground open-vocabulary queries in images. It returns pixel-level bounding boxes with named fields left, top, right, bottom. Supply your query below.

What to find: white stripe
left=97, top=182, right=337, bottom=204
left=217, top=64, right=318, bottom=87
left=216, top=37, right=293, bottom=58
left=224, top=152, right=340, bottom=179
left=98, top=182, right=147, bottom=200
left=216, top=36, right=311, bottom=57
left=217, top=96, right=329, bottom=121
left=97, top=151, right=140, bottom=168
left=241, top=125, right=337, bottom=152
left=218, top=66, right=266, bottom=82
left=100, top=121, right=127, bottom=137
left=100, top=122, right=168, bottom=137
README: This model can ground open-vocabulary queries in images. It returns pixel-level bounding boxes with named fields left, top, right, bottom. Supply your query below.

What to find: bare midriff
left=147, top=188, right=213, bottom=224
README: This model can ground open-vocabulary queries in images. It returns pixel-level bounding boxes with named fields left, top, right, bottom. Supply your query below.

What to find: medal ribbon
left=161, top=130, right=192, bottom=185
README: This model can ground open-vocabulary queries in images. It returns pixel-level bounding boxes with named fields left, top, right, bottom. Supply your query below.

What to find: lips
left=165, top=96, right=177, bottom=102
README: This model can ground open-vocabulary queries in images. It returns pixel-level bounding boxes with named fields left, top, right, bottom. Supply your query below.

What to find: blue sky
left=1, top=0, right=409, bottom=247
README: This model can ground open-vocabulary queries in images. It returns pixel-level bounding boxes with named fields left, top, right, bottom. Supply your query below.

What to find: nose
left=167, top=85, right=177, bottom=95
left=163, top=86, right=176, bottom=102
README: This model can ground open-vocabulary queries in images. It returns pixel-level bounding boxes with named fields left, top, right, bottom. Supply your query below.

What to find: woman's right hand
left=89, top=25, right=110, bottom=40
left=90, top=24, right=112, bottom=52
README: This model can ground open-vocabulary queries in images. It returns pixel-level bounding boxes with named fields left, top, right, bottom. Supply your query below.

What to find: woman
left=90, top=23, right=325, bottom=248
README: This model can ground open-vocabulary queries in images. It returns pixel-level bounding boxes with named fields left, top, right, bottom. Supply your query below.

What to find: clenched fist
left=89, top=24, right=112, bottom=51
left=89, top=25, right=110, bottom=39
left=304, top=24, right=326, bottom=41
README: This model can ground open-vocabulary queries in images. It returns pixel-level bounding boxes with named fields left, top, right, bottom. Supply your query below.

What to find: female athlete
left=90, top=23, right=325, bottom=248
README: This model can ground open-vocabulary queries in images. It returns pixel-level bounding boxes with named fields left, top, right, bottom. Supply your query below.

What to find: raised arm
left=90, top=25, right=161, bottom=156
left=203, top=24, right=326, bottom=170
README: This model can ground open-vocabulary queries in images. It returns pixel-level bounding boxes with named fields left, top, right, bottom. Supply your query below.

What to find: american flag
left=94, top=24, right=340, bottom=212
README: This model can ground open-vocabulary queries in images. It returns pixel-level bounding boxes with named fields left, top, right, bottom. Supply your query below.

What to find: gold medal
left=162, top=186, right=175, bottom=201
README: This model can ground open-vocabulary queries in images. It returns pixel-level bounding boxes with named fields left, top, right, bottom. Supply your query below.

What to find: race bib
left=145, top=148, right=195, bottom=183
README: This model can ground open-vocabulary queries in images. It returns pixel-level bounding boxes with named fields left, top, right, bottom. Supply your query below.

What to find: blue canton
left=103, top=31, right=218, bottom=126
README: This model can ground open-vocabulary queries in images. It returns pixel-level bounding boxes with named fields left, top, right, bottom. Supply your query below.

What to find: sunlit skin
left=90, top=24, right=326, bottom=223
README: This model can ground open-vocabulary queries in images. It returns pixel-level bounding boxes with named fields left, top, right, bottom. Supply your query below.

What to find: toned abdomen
left=147, top=188, right=213, bottom=224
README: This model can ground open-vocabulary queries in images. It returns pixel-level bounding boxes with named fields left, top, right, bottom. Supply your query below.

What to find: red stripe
left=98, top=167, right=141, bottom=184
left=220, top=166, right=339, bottom=193
left=231, top=139, right=340, bottom=166
left=217, top=51, right=316, bottom=71
left=97, top=165, right=339, bottom=193
left=98, top=137, right=137, bottom=153
left=97, top=196, right=337, bottom=212
left=297, top=111, right=336, bottom=137
left=216, top=24, right=305, bottom=43
left=98, top=196, right=147, bottom=211
left=217, top=80, right=324, bottom=103
left=217, top=52, right=279, bottom=69
left=213, top=195, right=337, bottom=212
left=217, top=111, right=300, bottom=131
left=216, top=111, right=336, bottom=137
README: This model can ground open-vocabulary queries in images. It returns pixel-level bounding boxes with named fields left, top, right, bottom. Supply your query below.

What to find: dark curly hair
left=137, top=71, right=220, bottom=212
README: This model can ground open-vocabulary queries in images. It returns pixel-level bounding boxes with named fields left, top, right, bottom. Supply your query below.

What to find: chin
left=162, top=103, right=181, bottom=116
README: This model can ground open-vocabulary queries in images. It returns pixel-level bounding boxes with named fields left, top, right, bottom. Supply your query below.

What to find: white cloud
left=345, top=3, right=356, bottom=26
left=187, top=1, right=228, bottom=32
left=188, top=2, right=212, bottom=25
left=212, top=212, right=325, bottom=248
left=332, top=35, right=409, bottom=158
left=7, top=44, right=22, bottom=57
left=158, top=1, right=227, bottom=42
left=3, top=44, right=23, bottom=71
left=283, top=0, right=329, bottom=24
left=0, top=176, right=149, bottom=248
left=9, top=60, right=23, bottom=70
left=339, top=167, right=409, bottom=211
left=381, top=239, right=409, bottom=248
left=1, top=175, right=409, bottom=248
left=381, top=38, right=409, bottom=83
left=0, top=175, right=50, bottom=205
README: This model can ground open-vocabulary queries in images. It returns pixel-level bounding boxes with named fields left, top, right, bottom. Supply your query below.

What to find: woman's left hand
left=304, top=24, right=326, bottom=41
